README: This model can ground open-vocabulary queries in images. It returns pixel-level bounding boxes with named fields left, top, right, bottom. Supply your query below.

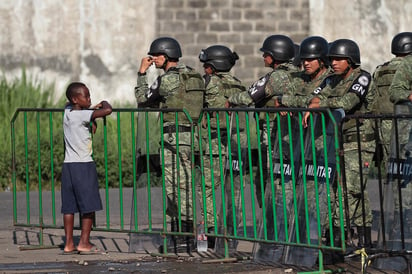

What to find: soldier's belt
left=343, top=133, right=375, bottom=143
left=163, top=125, right=192, bottom=133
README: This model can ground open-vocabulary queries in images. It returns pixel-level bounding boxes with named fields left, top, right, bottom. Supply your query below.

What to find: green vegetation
left=1, top=70, right=62, bottom=191
left=2, top=70, right=143, bottom=192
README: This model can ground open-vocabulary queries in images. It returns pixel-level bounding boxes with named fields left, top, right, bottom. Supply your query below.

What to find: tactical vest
left=162, top=66, right=205, bottom=123
left=373, top=58, right=403, bottom=114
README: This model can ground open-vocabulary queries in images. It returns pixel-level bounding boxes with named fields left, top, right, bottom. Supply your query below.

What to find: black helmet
left=199, top=45, right=239, bottom=72
left=260, top=35, right=295, bottom=62
left=328, top=39, right=361, bottom=66
left=148, top=37, right=182, bottom=59
left=391, top=32, right=412, bottom=55
left=299, top=36, right=329, bottom=64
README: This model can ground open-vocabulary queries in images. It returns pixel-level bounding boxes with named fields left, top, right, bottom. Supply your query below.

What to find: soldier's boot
left=357, top=226, right=372, bottom=248
left=159, top=219, right=194, bottom=254
left=207, top=226, right=215, bottom=249
left=322, top=227, right=344, bottom=265
left=177, top=219, right=195, bottom=253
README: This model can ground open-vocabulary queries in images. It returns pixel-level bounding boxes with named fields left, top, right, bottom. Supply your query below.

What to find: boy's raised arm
left=91, top=100, right=113, bottom=119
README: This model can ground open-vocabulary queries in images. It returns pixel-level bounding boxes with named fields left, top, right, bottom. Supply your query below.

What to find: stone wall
left=156, top=0, right=310, bottom=86
left=0, top=0, right=410, bottom=104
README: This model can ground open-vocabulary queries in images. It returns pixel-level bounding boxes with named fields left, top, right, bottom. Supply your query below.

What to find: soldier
left=305, top=39, right=375, bottom=262
left=388, top=44, right=412, bottom=235
left=277, top=36, right=331, bottom=107
left=370, top=32, right=412, bottom=171
left=227, top=34, right=299, bottom=261
left=135, top=37, right=205, bottom=252
left=389, top=47, right=412, bottom=104
left=228, top=34, right=299, bottom=206
left=278, top=36, right=333, bottom=267
left=198, top=45, right=246, bottom=249
left=375, top=35, right=412, bottom=272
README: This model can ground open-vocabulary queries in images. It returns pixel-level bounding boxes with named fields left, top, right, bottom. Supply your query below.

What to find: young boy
left=61, top=82, right=112, bottom=254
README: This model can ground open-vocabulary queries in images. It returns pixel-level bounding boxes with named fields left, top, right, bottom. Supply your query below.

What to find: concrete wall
left=0, top=0, right=156, bottom=104
left=0, top=0, right=411, bottom=105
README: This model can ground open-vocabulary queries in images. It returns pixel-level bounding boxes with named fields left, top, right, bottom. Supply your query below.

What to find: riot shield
left=129, top=110, right=163, bottom=253
left=253, top=111, right=304, bottom=263
left=214, top=110, right=257, bottom=255
left=283, top=109, right=343, bottom=267
left=374, top=102, right=412, bottom=271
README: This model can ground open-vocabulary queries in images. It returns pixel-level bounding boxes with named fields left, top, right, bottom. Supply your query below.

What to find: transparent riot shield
left=374, top=102, right=412, bottom=271
left=214, top=110, right=257, bottom=255
left=253, top=110, right=304, bottom=263
left=283, top=109, right=343, bottom=267
left=129, top=110, right=163, bottom=253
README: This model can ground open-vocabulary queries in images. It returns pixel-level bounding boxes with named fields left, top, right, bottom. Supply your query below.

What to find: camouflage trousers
left=335, top=140, right=375, bottom=227
left=162, top=136, right=196, bottom=221
left=202, top=154, right=223, bottom=227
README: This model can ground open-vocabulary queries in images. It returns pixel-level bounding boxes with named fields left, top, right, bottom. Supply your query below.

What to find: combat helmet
left=328, top=39, right=361, bottom=66
left=260, top=35, right=295, bottom=62
left=299, top=36, right=329, bottom=65
left=391, top=32, right=412, bottom=55
left=148, top=37, right=182, bottom=60
left=199, top=45, right=239, bottom=72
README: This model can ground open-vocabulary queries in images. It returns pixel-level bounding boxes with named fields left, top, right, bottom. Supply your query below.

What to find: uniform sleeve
left=319, top=91, right=361, bottom=111
left=134, top=74, right=149, bottom=104
left=266, top=70, right=296, bottom=97
left=389, top=57, right=412, bottom=104
left=228, top=90, right=254, bottom=106
left=204, top=76, right=224, bottom=108
left=365, top=74, right=378, bottom=112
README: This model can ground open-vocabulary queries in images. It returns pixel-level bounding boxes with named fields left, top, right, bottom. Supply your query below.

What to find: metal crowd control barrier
left=198, top=107, right=345, bottom=273
left=11, top=107, right=345, bottom=273
left=340, top=103, right=412, bottom=274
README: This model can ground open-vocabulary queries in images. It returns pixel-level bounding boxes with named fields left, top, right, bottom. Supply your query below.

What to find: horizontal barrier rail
left=11, top=105, right=412, bottom=272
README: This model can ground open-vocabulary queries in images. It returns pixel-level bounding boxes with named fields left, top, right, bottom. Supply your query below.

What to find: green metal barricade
left=10, top=107, right=345, bottom=272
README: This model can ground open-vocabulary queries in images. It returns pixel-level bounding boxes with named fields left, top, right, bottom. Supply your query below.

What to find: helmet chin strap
left=308, top=59, right=323, bottom=78
left=341, top=63, right=352, bottom=77
left=161, top=56, right=169, bottom=70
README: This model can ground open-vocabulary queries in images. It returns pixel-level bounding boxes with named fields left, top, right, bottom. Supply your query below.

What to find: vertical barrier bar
left=36, top=112, right=44, bottom=245
left=131, top=111, right=138, bottom=231
left=116, top=112, right=124, bottom=229
left=24, top=112, right=30, bottom=224
left=49, top=112, right=56, bottom=226
left=11, top=110, right=17, bottom=225
left=103, top=116, right=110, bottom=229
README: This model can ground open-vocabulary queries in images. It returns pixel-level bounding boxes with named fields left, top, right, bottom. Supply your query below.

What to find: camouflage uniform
left=135, top=70, right=162, bottom=185
left=369, top=56, right=404, bottom=170
left=388, top=53, right=412, bottom=238
left=229, top=62, right=300, bottom=259
left=202, top=72, right=246, bottom=228
left=136, top=63, right=204, bottom=222
left=314, top=67, right=375, bottom=233
left=389, top=54, right=412, bottom=104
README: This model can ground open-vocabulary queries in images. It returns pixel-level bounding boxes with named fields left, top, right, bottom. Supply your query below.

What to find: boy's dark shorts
left=61, top=162, right=103, bottom=214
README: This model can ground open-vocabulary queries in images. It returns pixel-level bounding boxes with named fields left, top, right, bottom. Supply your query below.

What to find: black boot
left=322, top=227, right=344, bottom=265
left=207, top=227, right=215, bottom=249
left=159, top=219, right=194, bottom=254
left=357, top=226, right=372, bottom=248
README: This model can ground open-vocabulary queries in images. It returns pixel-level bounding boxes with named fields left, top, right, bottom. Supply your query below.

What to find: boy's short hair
left=66, top=82, right=86, bottom=103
